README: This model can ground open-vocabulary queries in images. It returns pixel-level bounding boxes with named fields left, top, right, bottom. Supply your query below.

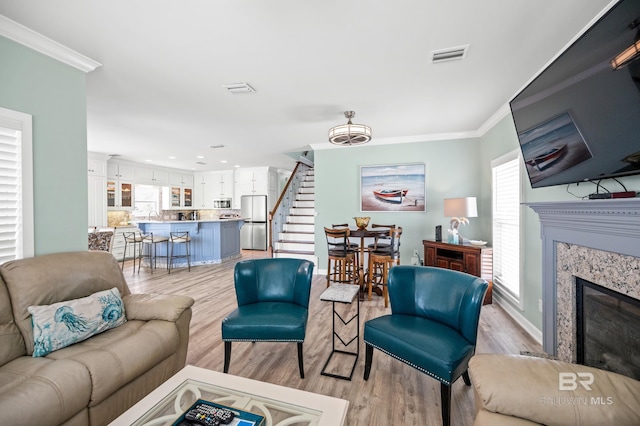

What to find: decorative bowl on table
left=469, top=240, right=488, bottom=246
left=353, top=216, right=370, bottom=230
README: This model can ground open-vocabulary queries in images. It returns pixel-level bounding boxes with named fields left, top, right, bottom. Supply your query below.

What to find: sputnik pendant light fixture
left=328, top=111, right=372, bottom=146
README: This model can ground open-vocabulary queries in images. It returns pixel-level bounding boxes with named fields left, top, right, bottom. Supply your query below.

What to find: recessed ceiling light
left=234, top=165, right=240, bottom=168
left=168, top=156, right=176, bottom=160
left=221, top=160, right=227, bottom=163
left=144, top=159, right=152, bottom=162
left=196, top=155, right=205, bottom=159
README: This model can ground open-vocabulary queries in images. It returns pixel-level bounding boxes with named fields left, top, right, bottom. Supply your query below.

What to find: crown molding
left=0, top=15, right=101, bottom=73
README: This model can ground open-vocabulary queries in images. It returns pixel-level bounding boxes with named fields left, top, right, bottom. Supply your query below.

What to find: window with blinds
left=0, top=125, right=22, bottom=263
left=0, top=107, right=33, bottom=264
left=492, top=151, right=521, bottom=301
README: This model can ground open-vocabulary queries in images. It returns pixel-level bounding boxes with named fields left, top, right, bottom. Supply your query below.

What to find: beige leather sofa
left=469, top=354, right=640, bottom=426
left=0, top=251, right=194, bottom=426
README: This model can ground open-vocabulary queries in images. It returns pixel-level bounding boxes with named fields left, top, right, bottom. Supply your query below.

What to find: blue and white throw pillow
left=28, top=287, right=127, bottom=357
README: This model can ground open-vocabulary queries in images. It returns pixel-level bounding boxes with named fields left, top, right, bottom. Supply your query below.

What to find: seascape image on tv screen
left=520, top=112, right=592, bottom=185
left=509, top=0, right=640, bottom=188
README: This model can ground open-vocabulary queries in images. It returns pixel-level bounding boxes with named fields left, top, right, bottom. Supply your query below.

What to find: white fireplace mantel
left=527, top=198, right=640, bottom=355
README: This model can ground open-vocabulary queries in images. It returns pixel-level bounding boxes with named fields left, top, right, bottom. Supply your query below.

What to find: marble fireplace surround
left=528, top=199, right=640, bottom=359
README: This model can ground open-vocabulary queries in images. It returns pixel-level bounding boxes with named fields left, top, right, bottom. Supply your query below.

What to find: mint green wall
left=480, top=114, right=640, bottom=331
left=316, top=114, right=640, bottom=335
left=0, top=36, right=88, bottom=255
left=315, top=138, right=484, bottom=270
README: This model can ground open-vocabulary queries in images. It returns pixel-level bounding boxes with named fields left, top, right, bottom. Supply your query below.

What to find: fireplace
left=576, top=277, right=640, bottom=380
left=528, top=199, right=640, bottom=360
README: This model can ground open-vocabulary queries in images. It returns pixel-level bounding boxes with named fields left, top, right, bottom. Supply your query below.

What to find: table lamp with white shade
left=444, top=197, right=478, bottom=244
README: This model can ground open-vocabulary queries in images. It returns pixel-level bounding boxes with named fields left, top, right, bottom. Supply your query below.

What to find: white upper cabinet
left=135, top=167, right=170, bottom=186
left=107, top=163, right=135, bottom=180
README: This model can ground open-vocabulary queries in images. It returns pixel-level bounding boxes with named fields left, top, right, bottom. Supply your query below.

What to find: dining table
left=349, top=227, right=391, bottom=296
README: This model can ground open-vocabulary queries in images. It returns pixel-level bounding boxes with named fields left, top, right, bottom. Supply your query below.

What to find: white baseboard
left=493, top=292, right=543, bottom=345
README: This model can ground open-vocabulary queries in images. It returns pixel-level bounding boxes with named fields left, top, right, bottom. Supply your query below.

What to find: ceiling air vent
left=222, top=83, right=256, bottom=94
left=430, top=44, right=470, bottom=64
left=210, top=144, right=225, bottom=149
left=195, top=161, right=207, bottom=165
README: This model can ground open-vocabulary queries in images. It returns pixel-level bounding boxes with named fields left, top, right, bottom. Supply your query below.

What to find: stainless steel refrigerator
left=240, top=195, right=268, bottom=250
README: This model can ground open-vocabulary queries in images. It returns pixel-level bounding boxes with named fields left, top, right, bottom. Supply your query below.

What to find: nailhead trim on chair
left=222, top=338, right=304, bottom=342
left=364, top=340, right=451, bottom=386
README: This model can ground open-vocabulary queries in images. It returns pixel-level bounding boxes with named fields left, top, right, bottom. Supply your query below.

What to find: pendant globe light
left=328, top=111, right=372, bottom=146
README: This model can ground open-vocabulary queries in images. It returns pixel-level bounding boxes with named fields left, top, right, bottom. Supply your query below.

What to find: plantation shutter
left=0, top=124, right=23, bottom=263
left=492, top=152, right=520, bottom=299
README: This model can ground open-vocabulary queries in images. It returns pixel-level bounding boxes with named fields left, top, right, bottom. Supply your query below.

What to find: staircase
left=273, top=169, right=317, bottom=265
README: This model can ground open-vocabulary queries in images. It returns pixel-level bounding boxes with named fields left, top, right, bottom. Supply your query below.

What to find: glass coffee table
left=110, top=365, right=348, bottom=426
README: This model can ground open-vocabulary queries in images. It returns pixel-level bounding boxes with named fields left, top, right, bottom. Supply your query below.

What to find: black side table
left=319, top=283, right=360, bottom=380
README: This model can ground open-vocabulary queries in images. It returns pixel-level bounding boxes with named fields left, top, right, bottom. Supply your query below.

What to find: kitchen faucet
left=148, top=211, right=160, bottom=221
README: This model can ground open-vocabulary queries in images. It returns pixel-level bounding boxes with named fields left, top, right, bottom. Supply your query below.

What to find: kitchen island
left=136, top=219, right=245, bottom=266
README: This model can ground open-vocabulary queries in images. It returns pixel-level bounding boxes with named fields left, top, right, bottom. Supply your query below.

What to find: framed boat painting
left=360, top=163, right=426, bottom=212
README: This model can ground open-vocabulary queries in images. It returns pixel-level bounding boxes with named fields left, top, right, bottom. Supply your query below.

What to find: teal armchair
left=222, top=258, right=314, bottom=378
left=363, top=266, right=488, bottom=426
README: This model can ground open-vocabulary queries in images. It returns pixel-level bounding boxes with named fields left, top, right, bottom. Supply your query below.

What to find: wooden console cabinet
left=422, top=240, right=493, bottom=305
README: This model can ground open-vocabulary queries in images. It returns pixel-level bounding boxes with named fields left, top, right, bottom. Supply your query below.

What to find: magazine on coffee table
left=172, top=399, right=265, bottom=426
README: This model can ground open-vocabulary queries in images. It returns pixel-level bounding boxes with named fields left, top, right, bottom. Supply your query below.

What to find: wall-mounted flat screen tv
left=510, top=0, right=640, bottom=189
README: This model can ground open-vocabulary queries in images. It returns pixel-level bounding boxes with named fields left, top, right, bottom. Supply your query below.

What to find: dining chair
left=222, top=258, right=314, bottom=378
left=366, top=224, right=396, bottom=252
left=324, top=227, right=359, bottom=288
left=332, top=223, right=359, bottom=250
left=364, top=266, right=488, bottom=426
left=367, top=227, right=402, bottom=307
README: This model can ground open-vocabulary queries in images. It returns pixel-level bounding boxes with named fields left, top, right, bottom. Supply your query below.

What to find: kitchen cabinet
left=107, top=163, right=135, bottom=181
left=202, top=170, right=234, bottom=201
left=163, top=173, right=194, bottom=209
left=170, top=172, right=194, bottom=188
left=88, top=156, right=107, bottom=176
left=107, top=180, right=134, bottom=210
left=193, top=172, right=216, bottom=209
left=88, top=152, right=108, bottom=228
left=163, top=186, right=193, bottom=209
left=135, top=167, right=169, bottom=186
left=233, top=167, right=278, bottom=210
left=109, top=226, right=140, bottom=260
left=422, top=240, right=493, bottom=304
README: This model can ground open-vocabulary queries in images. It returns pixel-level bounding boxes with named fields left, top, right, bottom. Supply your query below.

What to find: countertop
left=135, top=218, right=245, bottom=224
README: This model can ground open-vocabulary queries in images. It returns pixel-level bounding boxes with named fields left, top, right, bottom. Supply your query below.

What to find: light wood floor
left=124, top=251, right=541, bottom=426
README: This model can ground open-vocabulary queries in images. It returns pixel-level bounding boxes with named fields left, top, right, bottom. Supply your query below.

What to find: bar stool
left=332, top=223, right=360, bottom=251
left=121, top=231, right=144, bottom=275
left=141, top=232, right=169, bottom=273
left=169, top=231, right=191, bottom=273
left=367, top=227, right=402, bottom=307
left=366, top=224, right=396, bottom=252
left=324, top=227, right=359, bottom=287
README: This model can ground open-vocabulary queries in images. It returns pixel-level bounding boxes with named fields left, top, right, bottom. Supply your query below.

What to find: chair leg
left=364, top=343, right=373, bottom=380
left=223, top=341, right=232, bottom=373
left=382, top=261, right=389, bottom=308
left=462, top=369, right=471, bottom=386
left=440, top=382, right=451, bottom=426
left=121, top=240, right=127, bottom=271
left=326, top=258, right=331, bottom=287
left=297, top=342, right=304, bottom=379
left=186, top=241, right=191, bottom=271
